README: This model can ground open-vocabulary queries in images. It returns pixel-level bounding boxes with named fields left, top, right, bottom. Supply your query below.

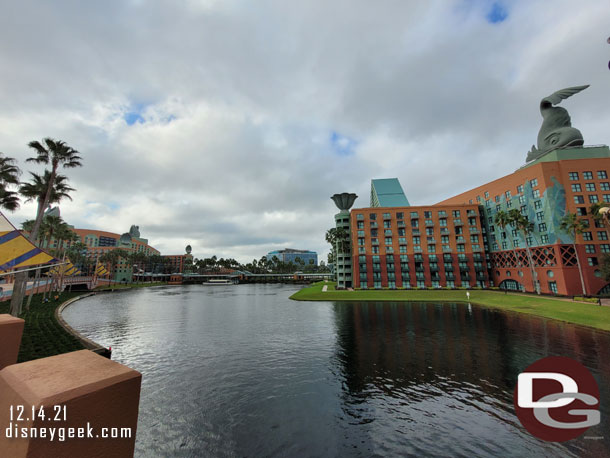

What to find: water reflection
left=62, top=287, right=610, bottom=457
left=332, top=301, right=610, bottom=457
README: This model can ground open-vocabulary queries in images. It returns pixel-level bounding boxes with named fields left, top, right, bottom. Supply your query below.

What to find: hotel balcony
left=453, top=219, right=463, bottom=226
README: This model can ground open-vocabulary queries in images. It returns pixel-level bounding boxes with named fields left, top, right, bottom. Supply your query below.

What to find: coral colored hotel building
left=340, top=145, right=610, bottom=296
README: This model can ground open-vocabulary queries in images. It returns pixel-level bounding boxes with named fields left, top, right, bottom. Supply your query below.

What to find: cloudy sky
left=1, top=0, right=608, bottom=263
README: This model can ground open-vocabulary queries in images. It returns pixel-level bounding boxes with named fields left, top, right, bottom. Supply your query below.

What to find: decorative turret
left=331, top=193, right=358, bottom=289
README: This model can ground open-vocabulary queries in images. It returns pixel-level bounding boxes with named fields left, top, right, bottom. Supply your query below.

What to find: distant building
left=266, top=249, right=318, bottom=266
left=163, top=245, right=194, bottom=274
left=370, top=178, right=410, bottom=207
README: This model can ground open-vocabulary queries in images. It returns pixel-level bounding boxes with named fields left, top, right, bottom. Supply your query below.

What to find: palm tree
left=0, top=153, right=21, bottom=211
left=19, top=171, right=75, bottom=237
left=494, top=210, right=520, bottom=267
left=510, top=211, right=539, bottom=294
left=559, top=212, right=588, bottom=296
left=25, top=139, right=82, bottom=242
left=590, top=202, right=610, bottom=228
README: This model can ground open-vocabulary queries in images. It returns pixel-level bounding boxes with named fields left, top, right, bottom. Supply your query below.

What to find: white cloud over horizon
left=1, top=0, right=609, bottom=263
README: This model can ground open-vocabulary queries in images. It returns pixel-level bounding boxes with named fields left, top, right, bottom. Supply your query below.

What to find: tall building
left=266, top=248, right=318, bottom=266
left=438, top=146, right=610, bottom=295
left=335, top=85, right=610, bottom=295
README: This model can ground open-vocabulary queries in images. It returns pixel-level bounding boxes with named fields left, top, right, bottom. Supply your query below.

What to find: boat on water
left=203, top=279, right=235, bottom=285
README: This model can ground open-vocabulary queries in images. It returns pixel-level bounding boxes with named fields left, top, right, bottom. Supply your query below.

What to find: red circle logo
left=514, top=356, right=600, bottom=442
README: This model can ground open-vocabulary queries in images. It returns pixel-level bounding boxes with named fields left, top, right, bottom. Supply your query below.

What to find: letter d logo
left=514, top=356, right=600, bottom=442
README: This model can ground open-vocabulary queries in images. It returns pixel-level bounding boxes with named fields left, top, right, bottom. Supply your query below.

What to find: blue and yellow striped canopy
left=0, top=212, right=58, bottom=273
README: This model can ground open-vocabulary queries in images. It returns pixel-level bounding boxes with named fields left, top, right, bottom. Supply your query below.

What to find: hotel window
left=439, top=218, right=447, bottom=227
left=574, top=195, right=585, bottom=204
left=411, top=219, right=419, bottom=228
left=484, top=191, right=489, bottom=199
left=469, top=199, right=473, bottom=204
left=485, top=200, right=491, bottom=207
left=384, top=229, right=392, bottom=236
left=412, top=236, right=420, bottom=244
left=534, top=200, right=542, bottom=210
left=488, top=216, right=493, bottom=224
left=520, top=205, right=527, bottom=214
left=383, top=212, right=391, bottom=219
left=492, top=242, right=499, bottom=250
left=357, top=230, right=365, bottom=237
left=452, top=210, right=460, bottom=218
left=598, top=171, right=608, bottom=179
left=399, top=246, right=407, bottom=253
left=582, top=232, right=592, bottom=241
left=495, top=205, right=501, bottom=212
left=426, top=227, right=434, bottom=236
left=494, top=195, right=500, bottom=203
left=371, top=229, right=378, bottom=236
left=386, top=247, right=394, bottom=254
left=505, top=190, right=511, bottom=199
left=585, top=183, right=596, bottom=192
left=514, top=239, right=520, bottom=248
left=370, top=213, right=377, bottom=220
left=568, top=172, right=579, bottom=181
left=571, top=184, right=582, bottom=192
left=427, top=244, right=436, bottom=253
left=357, top=221, right=364, bottom=229
left=519, top=195, right=525, bottom=204
left=384, top=221, right=391, bottom=228
left=372, top=246, right=379, bottom=254
left=370, top=221, right=378, bottom=228
left=476, top=195, right=481, bottom=202
left=506, top=200, right=512, bottom=208
left=585, top=244, right=596, bottom=254
left=589, top=195, right=599, bottom=203
left=441, top=235, right=449, bottom=243
left=457, top=244, right=465, bottom=252
left=577, top=207, right=587, bottom=216
left=588, top=257, right=598, bottom=266
left=604, top=194, right=610, bottom=202
left=600, top=182, right=610, bottom=191
left=501, top=241, right=507, bottom=250
left=424, top=211, right=432, bottom=218
left=359, top=255, right=366, bottom=262
left=549, top=281, right=558, bottom=294
left=529, top=178, right=538, bottom=187
left=517, top=184, right=524, bottom=194
left=538, top=223, right=547, bottom=232
left=356, top=214, right=364, bottom=220
left=540, top=234, right=549, bottom=244
left=398, top=228, right=406, bottom=236
left=599, top=231, right=609, bottom=240
left=371, top=237, right=379, bottom=244
left=385, top=237, right=392, bottom=245
left=601, top=244, right=610, bottom=253
left=410, top=212, right=419, bottom=218
left=438, top=210, right=447, bottom=217
left=536, top=211, right=544, bottom=221
left=583, top=171, right=593, bottom=180
left=396, top=212, right=404, bottom=219
left=526, top=237, right=533, bottom=246
left=533, top=189, right=540, bottom=198
left=470, top=235, right=478, bottom=243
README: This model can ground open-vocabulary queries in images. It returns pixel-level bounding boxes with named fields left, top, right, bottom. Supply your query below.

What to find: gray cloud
left=1, top=0, right=609, bottom=263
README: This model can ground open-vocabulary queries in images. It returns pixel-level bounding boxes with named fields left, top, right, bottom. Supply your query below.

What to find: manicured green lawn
left=291, top=281, right=610, bottom=331
left=0, top=292, right=86, bottom=362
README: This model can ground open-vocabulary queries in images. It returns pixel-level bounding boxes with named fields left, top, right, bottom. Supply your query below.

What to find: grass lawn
left=290, top=281, right=610, bottom=332
left=0, top=292, right=86, bottom=362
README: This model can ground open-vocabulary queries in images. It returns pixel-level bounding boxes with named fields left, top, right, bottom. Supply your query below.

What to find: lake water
left=62, top=284, right=610, bottom=457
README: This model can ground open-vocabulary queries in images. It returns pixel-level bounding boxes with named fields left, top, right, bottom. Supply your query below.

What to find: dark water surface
left=62, top=284, right=610, bottom=457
